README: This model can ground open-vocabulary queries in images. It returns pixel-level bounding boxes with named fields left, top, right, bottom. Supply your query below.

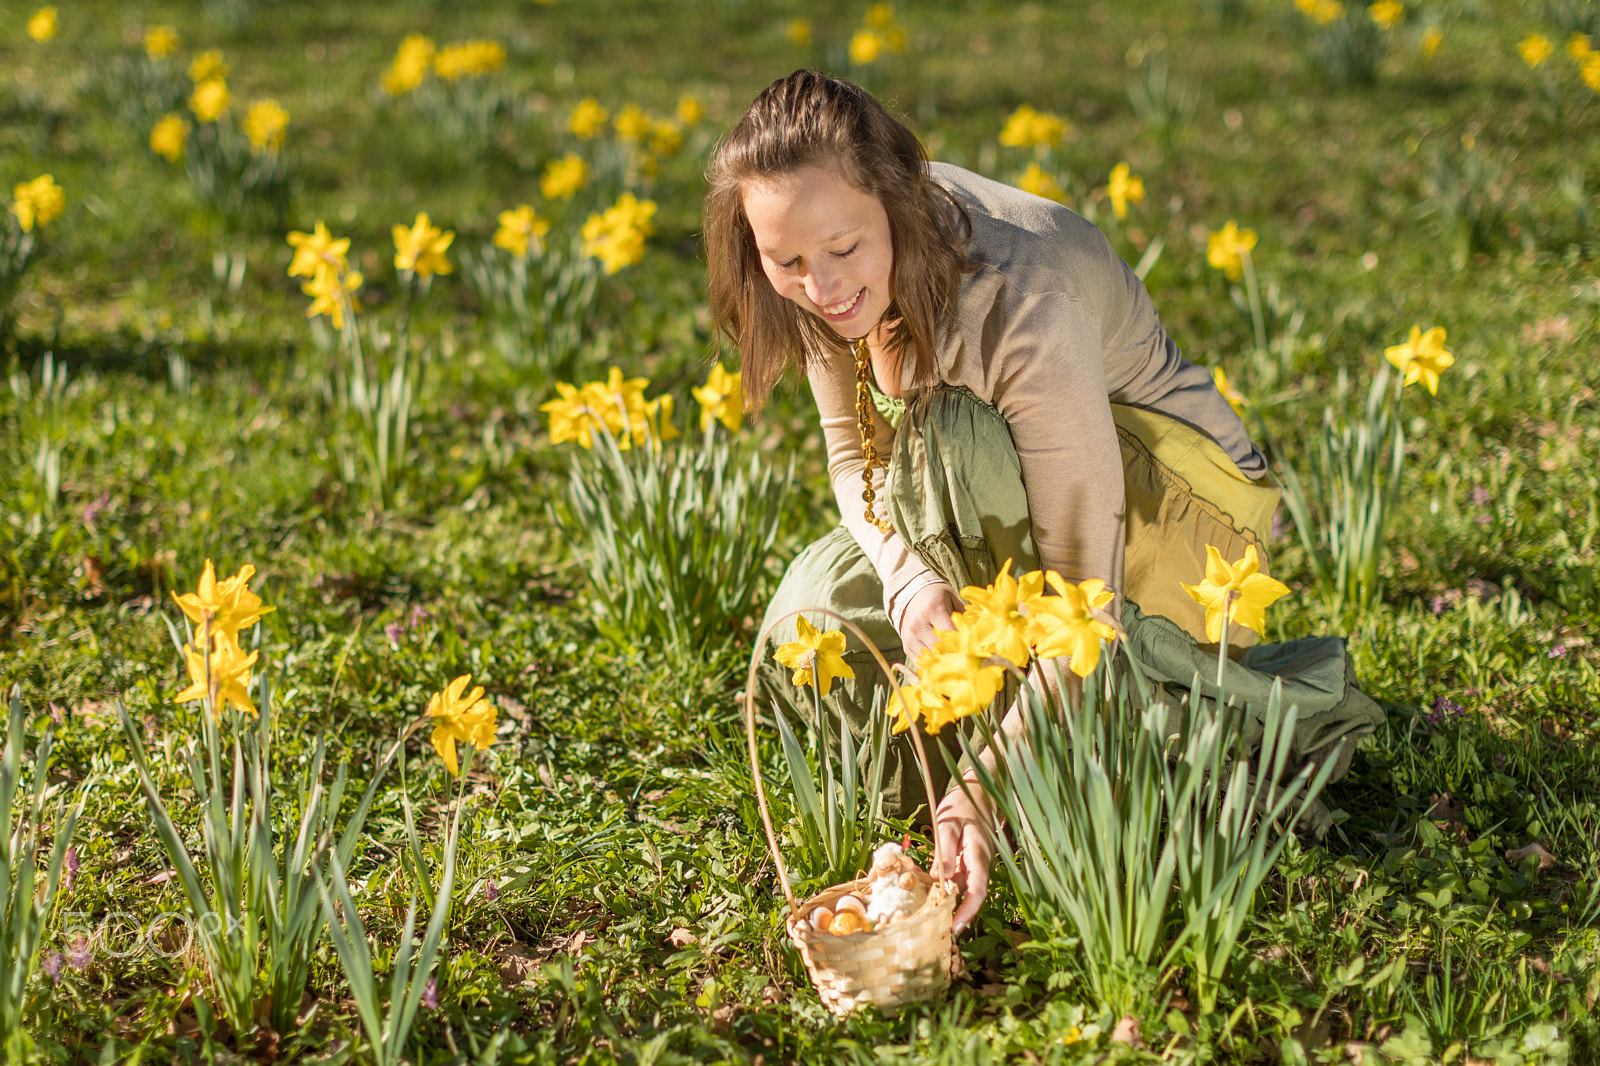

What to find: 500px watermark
left=58, top=910, right=247, bottom=961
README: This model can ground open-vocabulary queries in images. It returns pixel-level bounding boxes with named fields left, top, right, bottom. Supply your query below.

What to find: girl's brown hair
left=703, top=70, right=972, bottom=412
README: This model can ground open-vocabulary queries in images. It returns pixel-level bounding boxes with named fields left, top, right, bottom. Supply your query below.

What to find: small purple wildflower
left=65, top=937, right=92, bottom=971
left=408, top=604, right=430, bottom=629
left=62, top=846, right=79, bottom=892
left=485, top=879, right=499, bottom=902
left=42, top=952, right=64, bottom=984
left=1475, top=514, right=1492, bottom=526
left=81, top=491, right=112, bottom=528
left=1470, top=486, right=1492, bottom=507
left=1430, top=595, right=1448, bottom=616
left=385, top=620, right=404, bottom=647
left=1426, top=697, right=1465, bottom=727
left=421, top=976, right=439, bottom=1010
left=1549, top=644, right=1568, bottom=660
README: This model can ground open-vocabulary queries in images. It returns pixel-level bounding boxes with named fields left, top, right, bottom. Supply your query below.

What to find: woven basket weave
left=785, top=872, right=956, bottom=1016
left=745, top=609, right=960, bottom=1018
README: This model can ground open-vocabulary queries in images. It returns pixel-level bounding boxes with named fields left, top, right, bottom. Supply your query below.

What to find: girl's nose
left=804, top=270, right=837, bottom=308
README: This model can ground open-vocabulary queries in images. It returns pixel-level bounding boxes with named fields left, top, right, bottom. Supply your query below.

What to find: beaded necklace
left=851, top=336, right=894, bottom=534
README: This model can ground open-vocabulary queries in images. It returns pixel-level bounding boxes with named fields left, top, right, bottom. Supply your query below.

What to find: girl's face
left=741, top=165, right=894, bottom=341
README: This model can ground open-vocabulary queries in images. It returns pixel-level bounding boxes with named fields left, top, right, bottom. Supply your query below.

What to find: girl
left=705, top=71, right=1381, bottom=933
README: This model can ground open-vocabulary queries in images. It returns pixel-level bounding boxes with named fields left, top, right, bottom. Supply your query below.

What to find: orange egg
left=830, top=910, right=873, bottom=935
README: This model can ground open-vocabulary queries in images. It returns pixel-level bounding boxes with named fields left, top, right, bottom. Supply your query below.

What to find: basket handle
left=742, top=606, right=946, bottom=918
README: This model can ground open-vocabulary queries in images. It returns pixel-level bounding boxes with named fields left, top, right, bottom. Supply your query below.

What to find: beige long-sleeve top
left=811, top=163, right=1267, bottom=628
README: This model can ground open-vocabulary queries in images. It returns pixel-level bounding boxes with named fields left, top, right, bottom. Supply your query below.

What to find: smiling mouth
left=819, top=288, right=864, bottom=319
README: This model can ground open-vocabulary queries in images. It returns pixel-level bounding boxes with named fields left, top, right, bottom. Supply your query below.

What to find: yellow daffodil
left=144, top=26, right=179, bottom=60
left=302, top=265, right=363, bottom=329
left=1420, top=26, right=1442, bottom=58
left=1023, top=572, right=1117, bottom=677
left=849, top=29, right=885, bottom=65
left=865, top=2, right=896, bottom=29
left=693, top=363, right=743, bottom=433
left=1016, top=163, right=1065, bottom=203
left=569, top=97, right=609, bottom=139
left=1181, top=544, right=1289, bottom=643
left=1206, top=221, right=1257, bottom=281
left=548, top=384, right=614, bottom=446
left=540, top=152, right=588, bottom=200
left=643, top=395, right=680, bottom=444
left=1367, top=1, right=1402, bottom=30
left=171, top=560, right=277, bottom=649
left=188, top=50, right=228, bottom=83
left=382, top=34, right=435, bottom=95
left=1568, top=32, right=1594, bottom=61
left=26, top=6, right=57, bottom=42
left=1582, top=54, right=1600, bottom=92
left=913, top=615, right=1005, bottom=731
left=541, top=381, right=617, bottom=449
left=243, top=99, right=288, bottom=154
left=581, top=193, right=656, bottom=274
left=773, top=615, right=854, bottom=696
left=1106, top=162, right=1145, bottom=220
left=286, top=221, right=350, bottom=279
left=999, top=104, right=1069, bottom=149
left=1213, top=366, right=1249, bottom=419
left=190, top=78, right=229, bottom=123
left=613, top=103, right=652, bottom=143
left=886, top=681, right=936, bottom=735
left=959, top=562, right=1033, bottom=668
left=426, top=674, right=497, bottom=776
left=676, top=95, right=705, bottom=126
left=176, top=639, right=259, bottom=717
left=10, top=174, right=65, bottom=233
left=1519, top=33, right=1553, bottom=67
left=601, top=365, right=651, bottom=431
left=1295, top=0, right=1345, bottom=25
left=1384, top=325, right=1454, bottom=395
left=785, top=18, right=813, bottom=47
left=392, top=212, right=455, bottom=278
left=150, top=114, right=189, bottom=162
left=433, top=39, right=505, bottom=80
left=649, top=120, right=684, bottom=159
left=493, top=204, right=550, bottom=257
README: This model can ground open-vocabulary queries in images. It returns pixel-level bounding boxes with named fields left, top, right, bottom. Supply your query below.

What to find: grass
left=2, top=0, right=1598, bottom=1062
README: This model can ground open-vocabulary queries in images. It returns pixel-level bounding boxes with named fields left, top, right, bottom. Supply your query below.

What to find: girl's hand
left=898, top=582, right=963, bottom=665
left=934, top=777, right=995, bottom=935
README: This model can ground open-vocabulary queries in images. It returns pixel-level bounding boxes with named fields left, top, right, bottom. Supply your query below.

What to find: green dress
left=754, top=384, right=1383, bottom=839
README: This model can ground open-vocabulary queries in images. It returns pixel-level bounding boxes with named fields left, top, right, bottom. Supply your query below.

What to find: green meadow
left=2, top=0, right=1598, bottom=1062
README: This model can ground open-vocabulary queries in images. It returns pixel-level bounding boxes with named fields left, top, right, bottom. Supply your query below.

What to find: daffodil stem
left=1242, top=252, right=1267, bottom=356
left=1216, top=605, right=1230, bottom=693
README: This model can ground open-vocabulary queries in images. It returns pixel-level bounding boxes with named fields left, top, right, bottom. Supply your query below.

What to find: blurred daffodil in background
left=1384, top=325, right=1454, bottom=395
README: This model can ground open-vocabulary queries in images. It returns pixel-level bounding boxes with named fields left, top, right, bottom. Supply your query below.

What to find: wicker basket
left=745, top=609, right=960, bottom=1017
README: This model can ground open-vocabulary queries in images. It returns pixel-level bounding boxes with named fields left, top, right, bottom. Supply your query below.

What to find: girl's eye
left=778, top=257, right=799, bottom=270
left=834, top=244, right=858, bottom=259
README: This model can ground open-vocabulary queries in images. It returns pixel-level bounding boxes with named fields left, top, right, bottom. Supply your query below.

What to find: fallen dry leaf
left=1506, top=842, right=1557, bottom=871
left=1110, top=1015, right=1143, bottom=1048
left=1426, top=793, right=1465, bottom=825
left=667, top=927, right=696, bottom=948
left=496, top=943, right=541, bottom=986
